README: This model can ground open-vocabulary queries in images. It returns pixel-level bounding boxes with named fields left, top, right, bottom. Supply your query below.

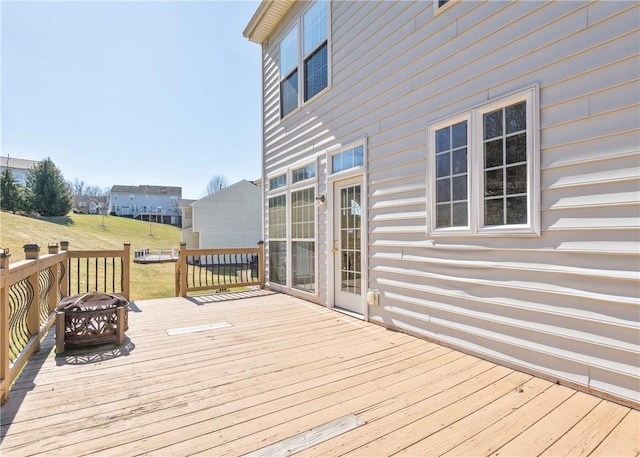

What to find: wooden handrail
left=0, top=241, right=131, bottom=405
left=176, top=242, right=265, bottom=297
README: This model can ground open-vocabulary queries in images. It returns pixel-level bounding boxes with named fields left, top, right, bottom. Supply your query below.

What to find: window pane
left=484, top=109, right=503, bottom=140
left=279, top=26, right=298, bottom=78
left=269, top=174, right=287, bottom=190
left=332, top=145, right=363, bottom=173
left=452, top=122, right=467, bottom=148
left=292, top=241, right=315, bottom=293
left=292, top=163, right=316, bottom=183
left=506, top=101, right=527, bottom=134
left=485, top=169, right=503, bottom=197
left=452, top=202, right=468, bottom=226
left=269, top=241, right=286, bottom=285
left=507, top=196, right=527, bottom=224
left=436, top=204, right=451, bottom=228
left=452, top=175, right=467, bottom=201
left=432, top=120, right=468, bottom=229
left=452, top=148, right=467, bottom=174
left=506, top=132, right=527, bottom=164
left=484, top=139, right=503, bottom=168
left=303, top=0, right=327, bottom=56
left=436, top=152, right=450, bottom=178
left=281, top=69, right=298, bottom=117
left=268, top=195, right=287, bottom=238
left=482, top=99, right=529, bottom=227
left=304, top=42, right=327, bottom=101
left=506, top=164, right=527, bottom=194
left=291, top=187, right=315, bottom=239
left=436, top=127, right=450, bottom=153
left=436, top=178, right=451, bottom=203
left=485, top=199, right=503, bottom=225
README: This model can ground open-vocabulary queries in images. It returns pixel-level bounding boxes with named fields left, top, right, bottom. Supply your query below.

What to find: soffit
left=243, top=0, right=295, bottom=45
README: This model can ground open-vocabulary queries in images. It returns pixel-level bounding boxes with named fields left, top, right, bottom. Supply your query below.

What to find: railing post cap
left=180, top=242, right=187, bottom=246
left=0, top=248, right=11, bottom=259
left=48, top=242, right=59, bottom=248
left=124, top=241, right=131, bottom=246
left=23, top=244, right=40, bottom=251
left=257, top=240, right=264, bottom=245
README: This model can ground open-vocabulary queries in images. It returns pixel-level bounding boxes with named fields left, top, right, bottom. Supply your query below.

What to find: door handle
left=332, top=239, right=338, bottom=254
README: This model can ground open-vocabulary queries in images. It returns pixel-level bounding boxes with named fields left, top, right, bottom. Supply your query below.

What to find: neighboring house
left=75, top=196, right=109, bottom=214
left=110, top=185, right=182, bottom=225
left=180, top=180, right=262, bottom=249
left=0, top=156, right=39, bottom=186
left=244, top=1, right=640, bottom=407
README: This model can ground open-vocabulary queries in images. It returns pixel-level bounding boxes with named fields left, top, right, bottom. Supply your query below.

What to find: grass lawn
left=0, top=211, right=181, bottom=300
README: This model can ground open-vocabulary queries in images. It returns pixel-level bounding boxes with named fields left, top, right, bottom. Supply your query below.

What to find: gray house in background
left=244, top=0, right=639, bottom=407
left=110, top=184, right=182, bottom=225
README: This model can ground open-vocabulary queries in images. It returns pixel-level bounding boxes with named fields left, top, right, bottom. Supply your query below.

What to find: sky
left=1, top=0, right=262, bottom=200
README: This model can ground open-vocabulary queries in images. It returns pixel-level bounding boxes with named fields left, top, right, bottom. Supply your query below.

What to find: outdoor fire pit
left=55, top=292, right=129, bottom=354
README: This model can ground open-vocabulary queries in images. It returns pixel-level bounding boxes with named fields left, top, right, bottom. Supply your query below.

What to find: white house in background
left=244, top=0, right=640, bottom=407
left=0, top=156, right=39, bottom=186
left=180, top=180, right=262, bottom=249
left=75, top=196, right=109, bottom=214
left=110, top=185, right=182, bottom=225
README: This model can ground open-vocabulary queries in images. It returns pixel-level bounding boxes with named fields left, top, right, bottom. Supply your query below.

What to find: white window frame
left=327, top=139, right=367, bottom=180
left=427, top=86, right=540, bottom=237
left=278, top=0, right=331, bottom=120
left=265, top=158, right=319, bottom=297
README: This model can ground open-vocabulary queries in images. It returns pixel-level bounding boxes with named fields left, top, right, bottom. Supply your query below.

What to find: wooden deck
left=1, top=291, right=638, bottom=456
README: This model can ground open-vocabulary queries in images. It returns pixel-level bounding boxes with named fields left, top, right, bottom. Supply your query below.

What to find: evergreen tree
left=0, top=167, right=22, bottom=212
left=26, top=158, right=73, bottom=216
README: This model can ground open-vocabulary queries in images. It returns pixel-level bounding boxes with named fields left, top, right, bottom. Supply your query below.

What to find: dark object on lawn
left=55, top=292, right=128, bottom=354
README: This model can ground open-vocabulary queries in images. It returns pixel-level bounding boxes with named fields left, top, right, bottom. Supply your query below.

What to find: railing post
left=178, top=242, right=187, bottom=297
left=1, top=249, right=11, bottom=404
left=24, top=244, right=41, bottom=353
left=47, top=243, right=60, bottom=313
left=258, top=241, right=265, bottom=289
left=122, top=242, right=131, bottom=301
left=59, top=241, right=69, bottom=298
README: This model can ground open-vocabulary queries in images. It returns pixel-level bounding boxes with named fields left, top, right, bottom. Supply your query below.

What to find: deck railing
left=175, top=242, right=264, bottom=297
left=0, top=242, right=130, bottom=404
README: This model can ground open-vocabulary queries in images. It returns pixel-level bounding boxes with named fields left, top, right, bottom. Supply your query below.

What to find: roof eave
left=243, top=0, right=295, bottom=44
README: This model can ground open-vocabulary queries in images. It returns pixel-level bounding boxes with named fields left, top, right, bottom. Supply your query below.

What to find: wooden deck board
left=1, top=291, right=636, bottom=457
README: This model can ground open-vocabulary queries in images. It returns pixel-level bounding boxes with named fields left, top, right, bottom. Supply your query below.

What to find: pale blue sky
left=2, top=0, right=262, bottom=199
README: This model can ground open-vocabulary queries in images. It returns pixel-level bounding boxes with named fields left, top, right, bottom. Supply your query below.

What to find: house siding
left=191, top=181, right=262, bottom=249
left=258, top=0, right=639, bottom=405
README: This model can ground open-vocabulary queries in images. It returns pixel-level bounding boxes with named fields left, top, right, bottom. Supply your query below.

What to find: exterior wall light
left=315, top=194, right=326, bottom=206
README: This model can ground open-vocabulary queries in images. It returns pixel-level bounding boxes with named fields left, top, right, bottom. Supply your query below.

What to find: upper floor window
left=279, top=26, right=299, bottom=118
left=303, top=0, right=328, bottom=102
left=278, top=0, right=329, bottom=119
left=427, top=87, right=539, bottom=236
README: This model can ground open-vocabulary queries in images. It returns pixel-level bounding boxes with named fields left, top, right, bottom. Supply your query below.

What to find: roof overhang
left=243, top=0, right=296, bottom=44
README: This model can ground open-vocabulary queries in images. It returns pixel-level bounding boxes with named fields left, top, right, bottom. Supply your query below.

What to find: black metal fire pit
left=55, top=292, right=128, bottom=354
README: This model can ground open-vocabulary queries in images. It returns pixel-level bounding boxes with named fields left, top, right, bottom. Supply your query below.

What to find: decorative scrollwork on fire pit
left=55, top=292, right=128, bottom=354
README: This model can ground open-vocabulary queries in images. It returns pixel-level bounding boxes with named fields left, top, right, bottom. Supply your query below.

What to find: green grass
left=0, top=211, right=181, bottom=300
